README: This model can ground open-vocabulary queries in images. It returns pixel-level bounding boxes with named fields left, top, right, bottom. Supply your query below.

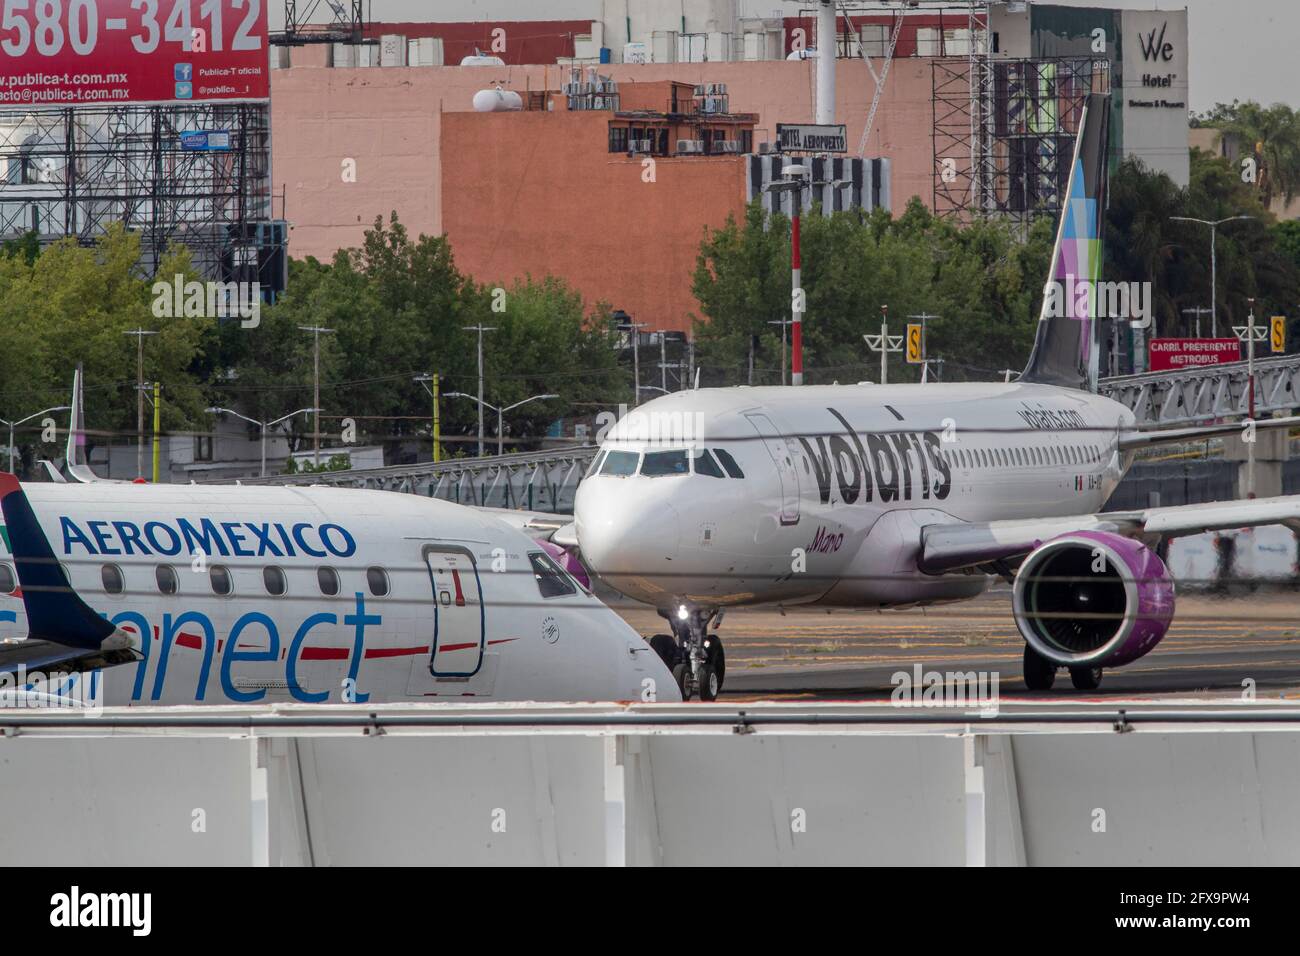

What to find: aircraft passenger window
left=366, top=566, right=390, bottom=597
left=692, top=449, right=725, bottom=478
left=0, top=563, right=14, bottom=593
left=263, top=566, right=287, bottom=596
left=156, top=564, right=178, bottom=595
left=528, top=551, right=577, bottom=599
left=713, top=448, right=745, bottom=478
left=317, top=567, right=340, bottom=597
left=599, top=450, right=639, bottom=476
left=210, top=565, right=233, bottom=596
left=101, top=564, right=124, bottom=595
left=641, top=449, right=690, bottom=476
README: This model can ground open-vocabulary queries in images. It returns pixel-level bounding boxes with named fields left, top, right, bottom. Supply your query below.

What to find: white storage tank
left=473, top=87, right=523, bottom=112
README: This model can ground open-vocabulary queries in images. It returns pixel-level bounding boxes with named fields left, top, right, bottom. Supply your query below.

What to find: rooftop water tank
left=473, top=87, right=523, bottom=112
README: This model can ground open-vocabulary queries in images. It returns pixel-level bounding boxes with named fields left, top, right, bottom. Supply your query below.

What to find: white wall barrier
left=2, top=703, right=1299, bottom=866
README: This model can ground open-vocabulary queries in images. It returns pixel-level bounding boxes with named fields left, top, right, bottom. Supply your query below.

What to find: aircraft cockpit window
left=366, top=566, right=390, bottom=597
left=0, top=563, right=14, bottom=594
left=599, top=450, right=640, bottom=476
left=713, top=448, right=745, bottom=478
left=101, top=564, right=124, bottom=595
left=585, top=450, right=607, bottom=478
left=263, top=566, right=287, bottom=596
left=210, top=565, right=233, bottom=596
left=641, top=449, right=690, bottom=476
left=317, top=566, right=340, bottom=597
left=692, top=449, right=725, bottom=478
left=528, top=551, right=577, bottom=599
left=155, top=564, right=178, bottom=595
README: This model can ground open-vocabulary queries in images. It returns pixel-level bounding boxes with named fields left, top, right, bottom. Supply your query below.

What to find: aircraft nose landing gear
left=655, top=605, right=725, bottom=701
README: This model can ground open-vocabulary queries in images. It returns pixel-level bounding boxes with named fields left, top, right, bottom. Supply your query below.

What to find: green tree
left=1198, top=100, right=1300, bottom=209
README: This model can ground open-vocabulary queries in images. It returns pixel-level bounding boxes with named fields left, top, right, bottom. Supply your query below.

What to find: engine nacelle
left=1013, top=531, right=1175, bottom=668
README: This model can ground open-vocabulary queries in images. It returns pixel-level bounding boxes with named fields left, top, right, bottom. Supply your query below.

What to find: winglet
left=0, top=473, right=114, bottom=650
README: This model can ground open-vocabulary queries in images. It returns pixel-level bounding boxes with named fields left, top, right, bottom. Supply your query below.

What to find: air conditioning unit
left=715, top=140, right=741, bottom=154
left=628, top=139, right=653, bottom=153
left=676, top=139, right=704, bottom=154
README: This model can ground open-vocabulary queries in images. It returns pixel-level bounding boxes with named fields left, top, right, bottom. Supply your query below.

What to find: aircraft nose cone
left=577, top=486, right=680, bottom=578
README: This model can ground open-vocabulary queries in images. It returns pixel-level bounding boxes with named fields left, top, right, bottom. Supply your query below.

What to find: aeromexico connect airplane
left=570, top=93, right=1300, bottom=699
left=0, top=373, right=678, bottom=705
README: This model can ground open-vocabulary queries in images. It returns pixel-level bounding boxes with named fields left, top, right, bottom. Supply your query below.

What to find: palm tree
left=1201, top=101, right=1300, bottom=210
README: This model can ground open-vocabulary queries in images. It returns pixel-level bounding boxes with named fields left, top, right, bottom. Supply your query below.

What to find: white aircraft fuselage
left=576, top=382, right=1136, bottom=611
left=0, top=484, right=675, bottom=705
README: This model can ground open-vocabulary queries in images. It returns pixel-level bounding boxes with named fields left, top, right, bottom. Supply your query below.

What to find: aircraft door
left=425, top=547, right=485, bottom=676
left=744, top=412, right=801, bottom=525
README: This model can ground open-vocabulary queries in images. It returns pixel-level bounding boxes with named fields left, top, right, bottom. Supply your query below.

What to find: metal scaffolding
left=0, top=101, right=273, bottom=281
left=933, top=55, right=1110, bottom=223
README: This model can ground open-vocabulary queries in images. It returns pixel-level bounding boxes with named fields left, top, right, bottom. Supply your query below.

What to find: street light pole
left=1181, top=306, right=1212, bottom=338
left=1233, top=299, right=1268, bottom=499
left=446, top=392, right=557, bottom=457
left=1170, top=215, right=1256, bottom=337
left=123, top=328, right=158, bottom=478
left=206, top=407, right=317, bottom=478
left=1, top=405, right=69, bottom=474
left=298, top=326, right=335, bottom=466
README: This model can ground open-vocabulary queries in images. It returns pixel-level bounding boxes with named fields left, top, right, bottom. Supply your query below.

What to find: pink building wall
left=270, top=57, right=944, bottom=313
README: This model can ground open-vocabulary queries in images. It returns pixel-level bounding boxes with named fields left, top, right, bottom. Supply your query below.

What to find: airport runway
left=614, top=588, right=1300, bottom=701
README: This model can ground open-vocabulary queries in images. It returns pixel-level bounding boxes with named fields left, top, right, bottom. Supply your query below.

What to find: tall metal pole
left=1211, top=225, right=1217, bottom=338
left=1182, top=306, right=1212, bottom=338
left=815, top=0, right=836, bottom=126
left=433, top=373, right=441, bottom=463
left=123, top=328, right=157, bottom=479
left=880, top=306, right=888, bottom=385
left=660, top=332, right=668, bottom=393
left=414, top=373, right=443, bottom=463
left=1247, top=298, right=1256, bottom=499
left=791, top=203, right=804, bottom=386
left=462, top=325, right=496, bottom=455
left=152, top=381, right=161, bottom=483
left=768, top=319, right=789, bottom=385
left=6, top=423, right=12, bottom=474
left=299, top=326, right=335, bottom=467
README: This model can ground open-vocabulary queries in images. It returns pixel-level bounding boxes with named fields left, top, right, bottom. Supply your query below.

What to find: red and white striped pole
left=791, top=205, right=803, bottom=386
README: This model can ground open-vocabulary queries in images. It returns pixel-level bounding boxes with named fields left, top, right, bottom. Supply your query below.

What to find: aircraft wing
left=918, top=495, right=1300, bottom=574
left=0, top=473, right=141, bottom=678
left=1118, top=414, right=1300, bottom=451
left=477, top=507, right=577, bottom=546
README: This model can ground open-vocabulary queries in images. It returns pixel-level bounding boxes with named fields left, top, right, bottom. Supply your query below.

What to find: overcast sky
left=275, top=1, right=1299, bottom=113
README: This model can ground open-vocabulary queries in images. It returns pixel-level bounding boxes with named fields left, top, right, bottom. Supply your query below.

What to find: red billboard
left=1149, top=338, right=1241, bottom=372
left=0, top=0, right=268, bottom=107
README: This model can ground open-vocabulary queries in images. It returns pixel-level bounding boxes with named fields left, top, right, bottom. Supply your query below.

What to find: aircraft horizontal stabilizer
left=1118, top=415, right=1300, bottom=452
left=0, top=635, right=140, bottom=678
left=0, top=473, right=137, bottom=656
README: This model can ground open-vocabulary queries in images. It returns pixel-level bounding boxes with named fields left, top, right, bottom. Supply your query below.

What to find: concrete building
left=989, top=3, right=1190, bottom=187
left=268, top=2, right=1194, bottom=330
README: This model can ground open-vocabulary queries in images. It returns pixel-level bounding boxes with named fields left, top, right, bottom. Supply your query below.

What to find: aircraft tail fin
left=0, top=473, right=118, bottom=650
left=1019, top=91, right=1111, bottom=393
